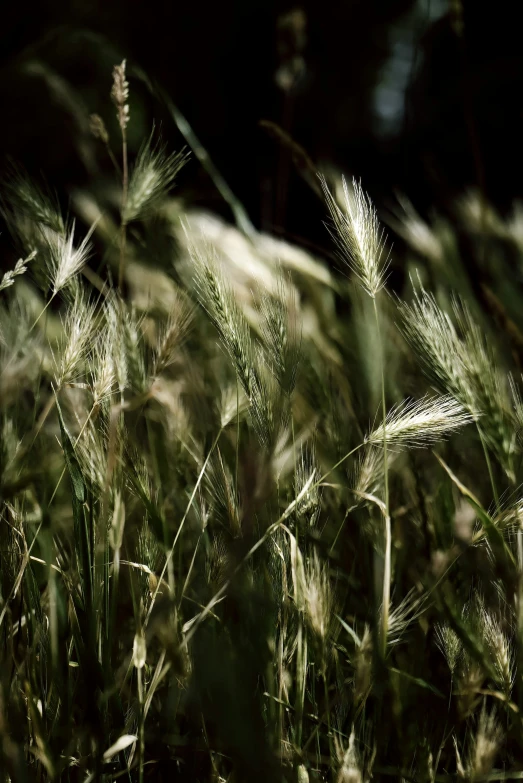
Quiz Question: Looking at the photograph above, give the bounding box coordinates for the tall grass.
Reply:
[2,62,523,783]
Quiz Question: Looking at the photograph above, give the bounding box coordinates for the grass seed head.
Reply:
[153,294,194,375]
[365,395,473,450]
[321,174,390,298]
[336,730,363,783]
[397,287,471,405]
[435,623,462,675]
[54,289,97,387]
[0,251,37,293]
[45,220,97,295]
[124,133,187,223]
[467,707,503,780]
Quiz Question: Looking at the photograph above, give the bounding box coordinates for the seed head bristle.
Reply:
[467,707,503,780]
[44,220,97,295]
[259,271,301,396]
[336,730,362,783]
[91,306,118,406]
[365,395,473,450]
[54,289,97,387]
[153,295,194,375]
[435,623,462,675]
[321,174,390,298]
[397,286,470,404]
[192,248,275,446]
[124,133,188,223]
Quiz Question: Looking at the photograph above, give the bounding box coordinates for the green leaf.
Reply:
[389,667,445,698]
[55,393,85,505]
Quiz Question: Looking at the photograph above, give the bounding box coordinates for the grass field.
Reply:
[2,60,523,782]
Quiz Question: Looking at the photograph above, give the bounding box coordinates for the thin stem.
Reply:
[477,422,500,510]
[0,292,56,384]
[235,378,240,494]
[181,478,318,647]
[137,665,145,783]
[104,139,122,177]
[294,417,303,750]
[156,85,255,238]
[373,297,389,513]
[316,442,363,488]
[180,443,366,648]
[145,426,224,628]
[179,532,203,607]
[295,616,305,748]
[277,610,285,756]
[517,528,523,707]
[329,507,351,555]
[373,295,390,658]
[30,306,50,432]
[322,669,334,763]
[48,399,98,507]
[0,519,43,628]
[109,545,120,656]
[118,132,128,291]
[31,292,56,332]
[381,512,392,657]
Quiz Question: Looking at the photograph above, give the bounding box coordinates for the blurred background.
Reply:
[1,0,522,267]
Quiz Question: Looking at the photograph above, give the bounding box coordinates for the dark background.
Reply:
[1,0,522,259]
